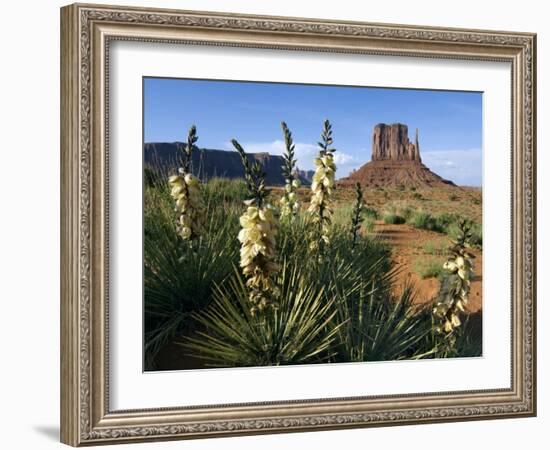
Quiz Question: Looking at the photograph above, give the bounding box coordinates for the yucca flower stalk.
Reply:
[168,125,205,241]
[433,220,475,335]
[308,119,337,255]
[181,123,198,173]
[350,182,365,249]
[232,139,279,315]
[279,121,300,219]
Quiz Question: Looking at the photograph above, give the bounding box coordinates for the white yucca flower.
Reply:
[238,205,279,314]
[232,138,280,314]
[308,149,336,253]
[168,125,204,242]
[169,171,204,241]
[238,205,279,304]
[307,120,337,255]
[280,182,300,218]
[433,221,475,335]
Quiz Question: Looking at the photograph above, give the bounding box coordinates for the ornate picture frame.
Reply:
[60,3,536,446]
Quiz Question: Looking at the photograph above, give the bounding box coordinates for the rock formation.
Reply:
[144,142,311,186]
[372,123,421,162]
[339,123,455,189]
[297,169,315,184]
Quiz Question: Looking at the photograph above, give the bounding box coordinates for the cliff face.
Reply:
[340,123,455,189]
[297,169,315,183]
[144,142,310,186]
[372,123,421,162]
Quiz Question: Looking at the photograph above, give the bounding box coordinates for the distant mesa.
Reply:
[297,169,315,184]
[143,142,311,186]
[339,123,455,189]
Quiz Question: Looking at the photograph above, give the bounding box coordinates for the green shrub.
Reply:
[445,219,482,248]
[414,258,444,279]
[363,218,376,233]
[332,203,376,232]
[363,206,379,220]
[409,211,444,232]
[449,193,459,201]
[469,222,483,247]
[407,211,482,249]
[383,214,406,225]
[423,240,447,256]
[201,177,249,206]
[435,212,460,230]
[383,201,413,222]
[331,203,354,228]
[144,166,162,188]
[412,192,423,200]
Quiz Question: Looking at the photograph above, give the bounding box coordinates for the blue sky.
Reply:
[144,77,483,186]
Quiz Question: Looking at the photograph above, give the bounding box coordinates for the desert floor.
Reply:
[374,220,482,313]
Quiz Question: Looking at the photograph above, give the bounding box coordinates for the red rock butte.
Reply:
[339,123,455,189]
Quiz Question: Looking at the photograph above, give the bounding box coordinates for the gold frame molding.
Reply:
[60,3,536,446]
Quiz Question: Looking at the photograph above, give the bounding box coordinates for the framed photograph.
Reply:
[60,3,536,446]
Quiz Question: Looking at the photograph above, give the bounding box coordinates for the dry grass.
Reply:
[270,185,482,225]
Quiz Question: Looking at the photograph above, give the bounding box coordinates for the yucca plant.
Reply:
[334,281,435,362]
[182,260,343,367]
[232,139,279,315]
[168,125,205,241]
[308,119,337,256]
[279,224,435,363]
[432,220,476,356]
[180,123,198,172]
[433,220,475,332]
[350,182,365,249]
[278,212,391,303]
[419,306,482,359]
[279,121,300,219]
[309,225,432,361]
[231,139,270,207]
[276,214,316,265]
[144,181,241,369]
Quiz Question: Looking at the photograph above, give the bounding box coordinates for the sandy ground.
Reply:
[373,221,482,313]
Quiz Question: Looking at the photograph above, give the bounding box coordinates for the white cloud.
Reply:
[239,140,317,166]
[421,149,482,187]
[333,152,364,179]
[231,140,361,176]
[333,153,354,165]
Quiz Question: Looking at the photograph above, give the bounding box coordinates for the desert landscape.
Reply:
[144,120,482,371]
